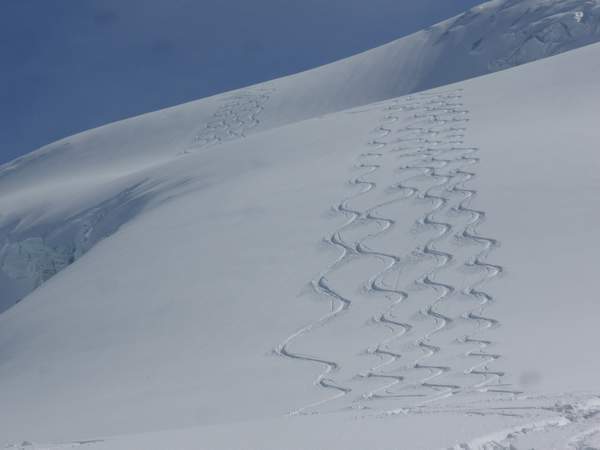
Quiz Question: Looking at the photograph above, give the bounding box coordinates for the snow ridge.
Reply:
[438,0,600,71]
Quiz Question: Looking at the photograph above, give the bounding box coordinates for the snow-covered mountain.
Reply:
[1,0,599,311]
[1,0,600,448]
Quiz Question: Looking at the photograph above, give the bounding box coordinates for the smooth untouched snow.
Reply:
[1,0,600,449]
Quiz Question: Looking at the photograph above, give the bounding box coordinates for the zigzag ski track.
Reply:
[276,89,514,416]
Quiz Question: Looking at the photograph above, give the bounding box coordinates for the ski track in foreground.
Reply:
[274,116,402,415]
[362,92,509,411]
[276,89,512,416]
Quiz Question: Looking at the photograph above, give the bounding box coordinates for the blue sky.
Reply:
[0,0,482,163]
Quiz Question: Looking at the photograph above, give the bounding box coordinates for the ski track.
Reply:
[358,94,472,407]
[274,136,389,415]
[8,61,600,450]
[361,91,509,411]
[183,87,273,154]
[276,89,512,416]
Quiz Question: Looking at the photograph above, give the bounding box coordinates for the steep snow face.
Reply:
[1,39,599,448]
[1,0,599,311]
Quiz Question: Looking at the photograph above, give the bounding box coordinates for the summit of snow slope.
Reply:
[2,0,600,313]
[1,0,600,448]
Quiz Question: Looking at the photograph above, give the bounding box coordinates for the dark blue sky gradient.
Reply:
[0,0,482,163]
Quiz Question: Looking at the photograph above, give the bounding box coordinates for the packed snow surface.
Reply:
[1,0,600,449]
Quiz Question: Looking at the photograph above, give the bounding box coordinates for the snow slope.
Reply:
[1,0,600,448]
[2,0,600,312]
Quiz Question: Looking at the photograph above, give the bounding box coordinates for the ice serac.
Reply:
[1,0,599,311]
